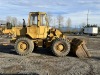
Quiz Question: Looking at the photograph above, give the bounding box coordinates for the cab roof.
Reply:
[29,12,46,14]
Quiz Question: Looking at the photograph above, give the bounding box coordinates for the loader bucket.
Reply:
[70,38,91,58]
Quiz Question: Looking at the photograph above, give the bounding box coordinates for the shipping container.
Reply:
[84,27,98,36]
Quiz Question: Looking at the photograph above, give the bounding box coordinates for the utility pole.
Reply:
[87,9,89,25]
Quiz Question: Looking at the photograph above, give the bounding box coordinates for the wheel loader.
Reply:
[0,22,12,37]
[10,12,90,58]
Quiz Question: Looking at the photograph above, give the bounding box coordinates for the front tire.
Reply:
[51,38,70,57]
[15,37,34,56]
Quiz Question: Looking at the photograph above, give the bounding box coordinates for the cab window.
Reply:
[30,14,37,25]
[41,14,46,26]
[6,22,12,29]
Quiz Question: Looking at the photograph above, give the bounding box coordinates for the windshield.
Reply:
[30,14,38,25]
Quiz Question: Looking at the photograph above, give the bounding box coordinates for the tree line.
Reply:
[0,14,100,33]
[47,13,72,32]
[0,14,72,32]
[0,16,22,26]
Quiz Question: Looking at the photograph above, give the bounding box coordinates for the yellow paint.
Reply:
[10,12,65,47]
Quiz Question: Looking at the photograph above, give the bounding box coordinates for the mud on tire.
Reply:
[15,37,34,56]
[51,38,70,57]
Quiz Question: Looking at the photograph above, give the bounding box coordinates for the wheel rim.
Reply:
[56,43,65,52]
[18,41,29,52]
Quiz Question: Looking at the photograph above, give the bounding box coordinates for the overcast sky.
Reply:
[0,0,100,26]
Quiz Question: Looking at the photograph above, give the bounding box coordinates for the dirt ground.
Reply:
[0,35,100,75]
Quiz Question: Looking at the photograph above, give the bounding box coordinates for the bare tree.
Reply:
[18,21,22,26]
[6,16,18,26]
[12,17,18,26]
[52,18,56,28]
[6,16,12,23]
[57,15,63,29]
[66,18,71,32]
[47,13,52,26]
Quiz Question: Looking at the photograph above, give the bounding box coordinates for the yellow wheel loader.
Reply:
[0,22,12,37]
[10,12,90,58]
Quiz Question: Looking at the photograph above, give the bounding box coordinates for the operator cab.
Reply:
[29,12,48,26]
[27,12,49,39]
[6,22,12,29]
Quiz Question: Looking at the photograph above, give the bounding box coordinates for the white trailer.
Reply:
[84,27,98,36]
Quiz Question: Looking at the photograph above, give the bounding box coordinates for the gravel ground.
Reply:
[0,36,100,75]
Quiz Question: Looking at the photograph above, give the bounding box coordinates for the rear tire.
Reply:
[15,37,34,56]
[51,38,70,57]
